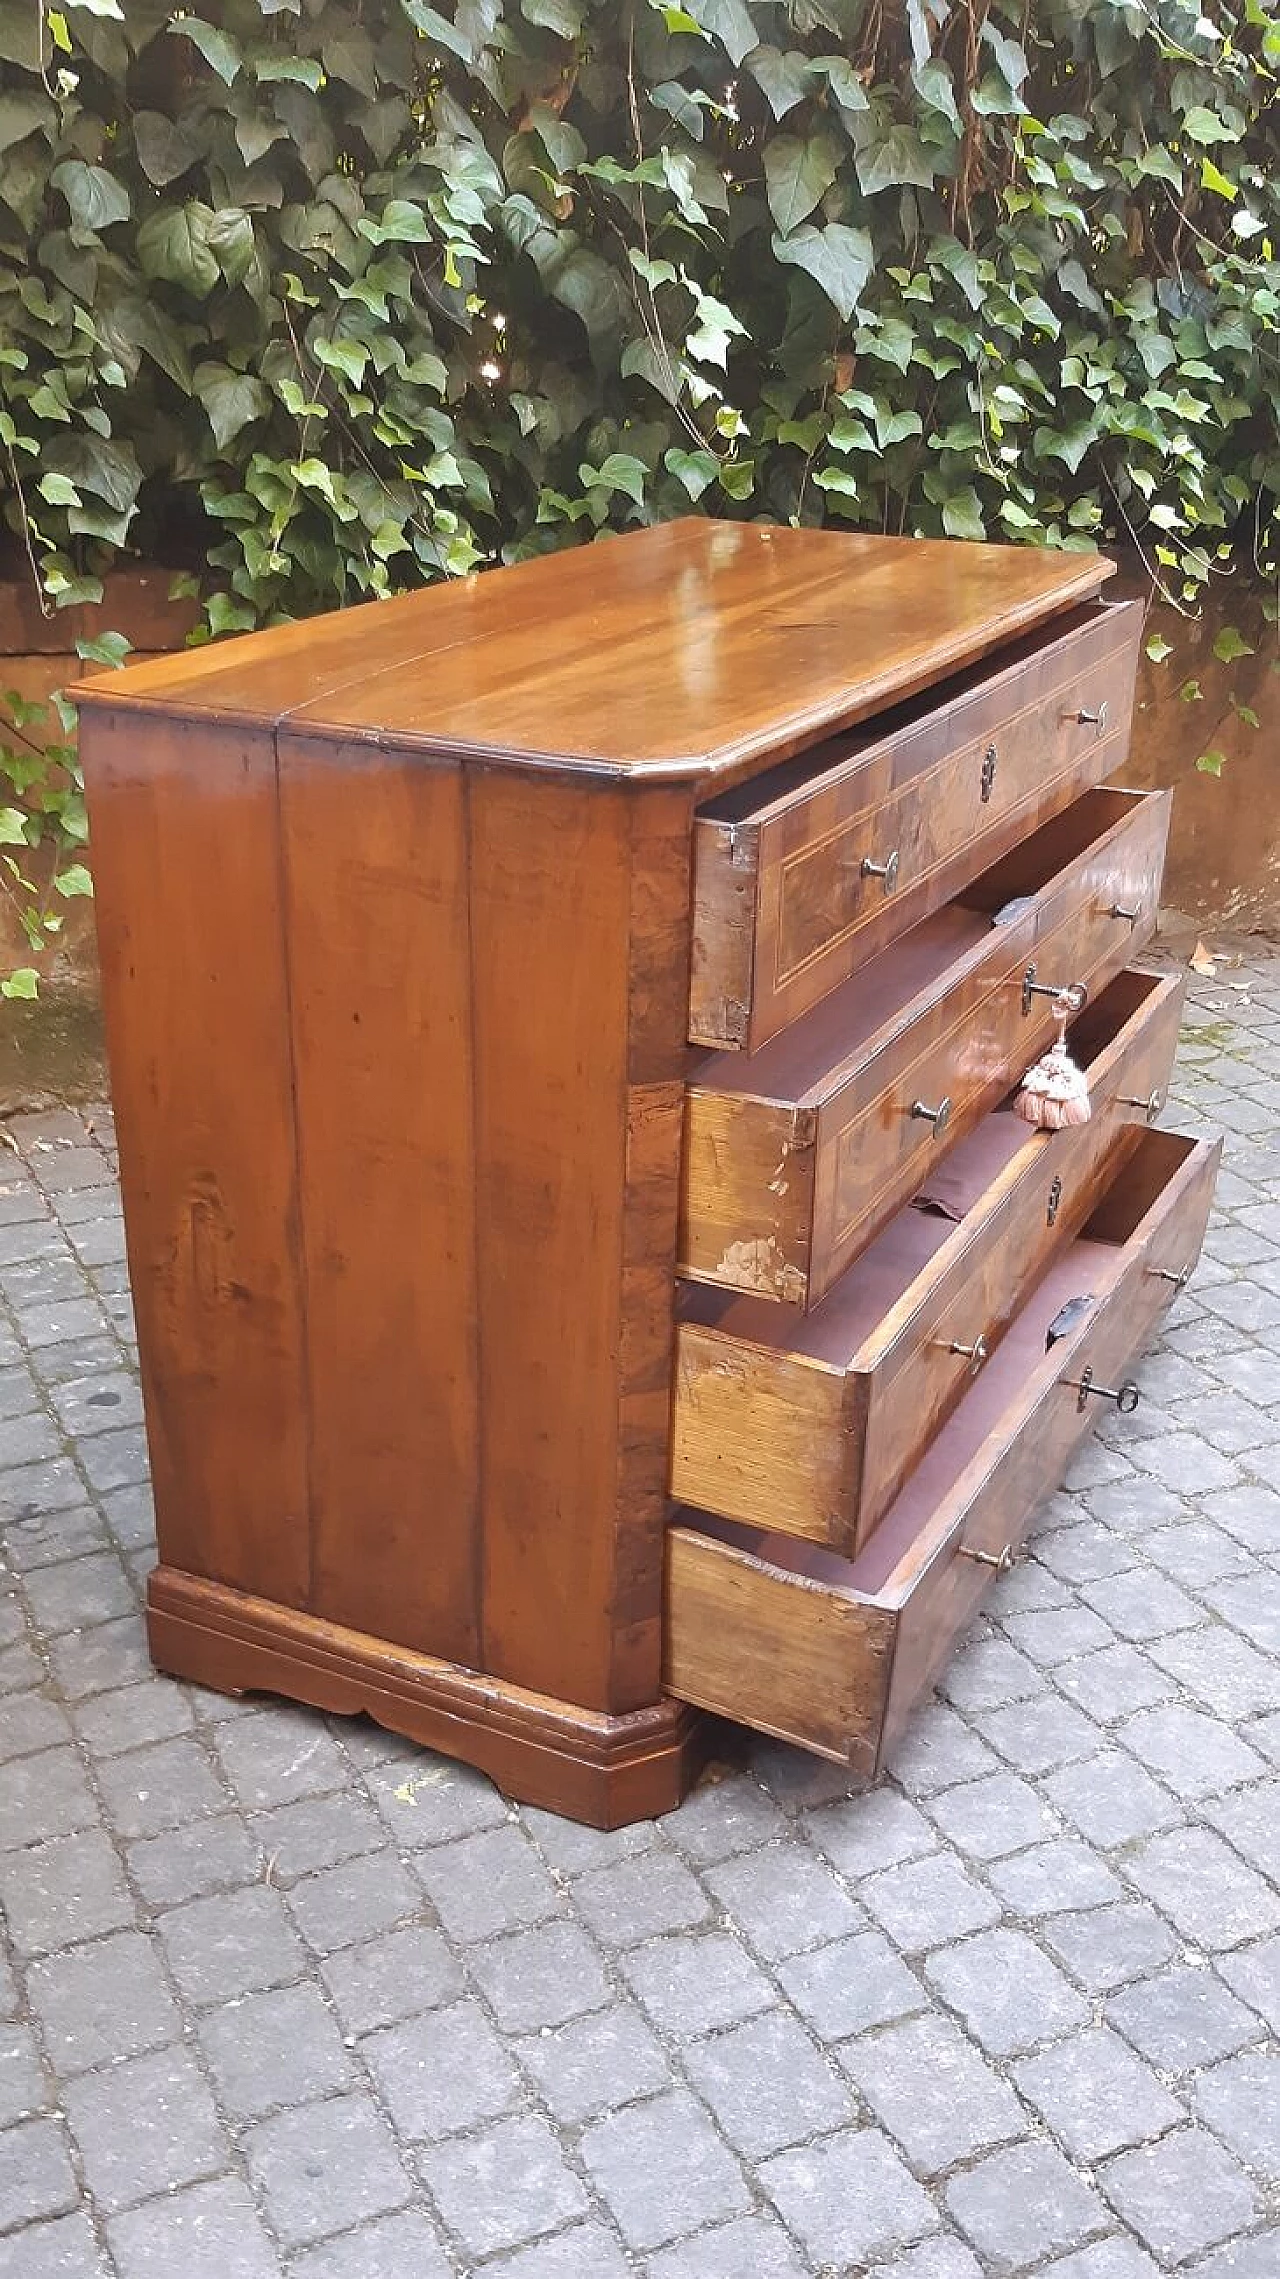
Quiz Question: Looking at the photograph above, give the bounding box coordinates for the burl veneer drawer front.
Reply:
[665,1128,1221,1771]
[690,599,1142,1052]
[679,784,1171,1311]
[673,966,1186,1559]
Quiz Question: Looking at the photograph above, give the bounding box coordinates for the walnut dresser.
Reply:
[77,521,1220,1828]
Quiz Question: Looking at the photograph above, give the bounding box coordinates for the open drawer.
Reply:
[679,784,1172,1309]
[673,966,1186,1559]
[665,1128,1220,1774]
[690,598,1141,1051]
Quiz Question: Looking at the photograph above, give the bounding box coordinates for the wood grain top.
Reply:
[77,521,1111,786]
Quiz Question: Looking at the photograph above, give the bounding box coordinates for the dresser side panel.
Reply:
[276,732,481,1664]
[80,705,311,1605]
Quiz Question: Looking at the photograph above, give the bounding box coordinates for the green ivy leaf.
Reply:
[580,452,649,505]
[170,18,241,84]
[1,969,39,1000]
[687,0,756,66]
[1195,750,1226,775]
[748,47,811,121]
[1200,158,1238,201]
[1181,105,1235,145]
[855,122,937,194]
[194,363,270,449]
[75,630,132,667]
[38,473,82,508]
[133,112,201,189]
[764,131,840,234]
[256,56,325,89]
[137,203,220,296]
[53,863,93,898]
[315,335,371,387]
[50,161,131,231]
[773,222,873,321]
[664,446,718,498]
[521,0,583,32]
[0,809,30,848]
[941,489,986,540]
[1145,633,1174,664]
[1212,626,1255,663]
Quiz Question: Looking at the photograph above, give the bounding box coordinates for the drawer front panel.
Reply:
[680,787,1172,1309]
[665,1132,1221,1768]
[691,601,1141,1051]
[671,969,1186,1558]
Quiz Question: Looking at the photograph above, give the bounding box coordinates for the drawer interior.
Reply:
[679,966,1172,1365]
[680,1125,1201,1604]
[690,787,1147,1102]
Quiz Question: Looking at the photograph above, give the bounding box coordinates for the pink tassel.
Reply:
[1015,996,1091,1130]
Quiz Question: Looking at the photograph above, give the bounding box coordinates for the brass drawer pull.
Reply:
[958,1542,1018,1574]
[1118,1087,1163,1122]
[1066,1365,1140,1414]
[909,1096,952,1137]
[980,744,998,803]
[946,1334,989,1376]
[1149,1263,1190,1291]
[1023,965,1088,1018]
[1109,902,1142,925]
[1076,700,1109,736]
[861,851,900,895]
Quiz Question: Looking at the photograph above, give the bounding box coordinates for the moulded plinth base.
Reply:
[146,1565,708,1828]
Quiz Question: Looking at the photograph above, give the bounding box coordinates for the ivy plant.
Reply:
[0,0,1275,984]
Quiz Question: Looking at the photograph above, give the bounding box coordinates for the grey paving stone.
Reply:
[1124,1825,1280,1949]
[662,1771,788,1864]
[98,1481,155,1553]
[760,2126,939,2267]
[157,1883,306,2007]
[0,2210,110,2278]
[45,1614,151,1698]
[245,2090,413,2249]
[1013,2023,1183,2163]
[127,1814,263,1907]
[1218,1932,1280,2030]
[0,1410,64,1470]
[1106,1962,1264,2073]
[866,2242,986,2279]
[420,2112,589,2258]
[945,2138,1108,2274]
[286,1850,423,1954]
[0,1690,71,1762]
[469,1921,612,2033]
[1144,1517,1253,1585]
[706,1842,863,1958]
[842,2012,1025,2175]
[1205,1567,1280,1655]
[1185,2233,1280,2279]
[940,1633,1045,1712]
[250,1790,386,1883]
[924,1769,1058,1861]
[516,1999,668,2125]
[106,2175,279,2279]
[482,2226,633,2279]
[96,1734,228,1840]
[320,1922,461,2035]
[1213,1480,1280,1555]
[582,2092,742,2256]
[619,1929,774,2039]
[1000,1604,1115,1665]
[0,2118,78,2233]
[211,1707,350,1811]
[778,1927,928,2041]
[519,1803,659,1875]
[972,1694,1102,1774]
[1037,1906,1174,2001]
[567,1846,709,1948]
[923,1926,1089,2056]
[71,1676,193,1757]
[0,1744,96,1851]
[0,1827,137,1960]
[62,2044,225,2212]
[1055,1642,1177,1722]
[288,2208,453,2279]
[1100,2128,1261,2266]
[1044,1750,1180,1847]
[885,1700,1002,1794]
[806,1786,938,1877]
[0,2022,47,2126]
[414,1821,565,1944]
[365,1753,508,1847]
[860,1851,1001,1953]
[361,1998,518,2140]
[683,2008,851,2158]
[1037,2243,1161,2279]
[646,2212,810,2279]
[1,1502,105,1573]
[1201,1776,1280,1877]
[26,1929,180,2076]
[196,1980,352,2120]
[1193,2049,1280,2183]
[987,1835,1124,1918]
[1119,1703,1267,1800]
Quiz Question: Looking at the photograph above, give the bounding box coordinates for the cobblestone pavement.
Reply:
[1,948,1278,2279]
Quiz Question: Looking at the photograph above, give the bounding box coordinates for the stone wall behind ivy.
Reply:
[0,0,1276,636]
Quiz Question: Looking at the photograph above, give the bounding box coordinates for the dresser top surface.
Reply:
[78,520,1111,786]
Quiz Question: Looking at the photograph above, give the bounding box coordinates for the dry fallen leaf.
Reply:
[1190,940,1217,977]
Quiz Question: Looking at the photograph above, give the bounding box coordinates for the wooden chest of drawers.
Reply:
[78,522,1218,1827]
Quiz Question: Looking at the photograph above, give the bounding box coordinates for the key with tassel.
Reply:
[1014,990,1092,1130]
